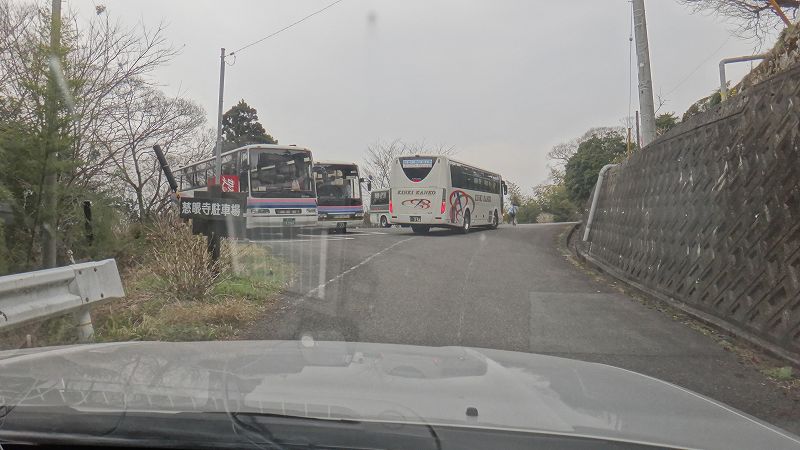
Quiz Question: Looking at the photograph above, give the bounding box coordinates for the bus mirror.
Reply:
[367,181,372,192]
[502,182,508,195]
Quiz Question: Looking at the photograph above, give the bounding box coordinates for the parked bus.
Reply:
[389,156,506,234]
[176,144,317,236]
[313,161,365,233]
[368,189,392,228]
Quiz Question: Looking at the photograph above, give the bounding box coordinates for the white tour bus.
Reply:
[176,144,318,236]
[389,156,506,234]
[368,189,392,228]
[312,161,366,233]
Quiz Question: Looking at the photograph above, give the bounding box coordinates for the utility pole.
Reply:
[41,0,61,268]
[632,0,656,147]
[215,48,226,182]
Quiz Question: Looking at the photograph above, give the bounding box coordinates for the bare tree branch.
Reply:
[361,139,457,190]
[679,0,798,43]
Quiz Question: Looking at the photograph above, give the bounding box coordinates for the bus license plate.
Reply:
[410,216,421,222]
[336,222,347,229]
[283,218,295,225]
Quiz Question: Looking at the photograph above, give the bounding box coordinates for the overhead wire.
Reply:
[663,36,731,98]
[229,0,345,57]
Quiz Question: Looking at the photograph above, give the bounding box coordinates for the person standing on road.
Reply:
[508,204,518,226]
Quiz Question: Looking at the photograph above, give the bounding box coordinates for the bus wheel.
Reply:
[491,211,499,229]
[460,210,471,234]
[380,215,389,228]
[411,225,430,234]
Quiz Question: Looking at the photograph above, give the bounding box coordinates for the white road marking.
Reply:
[255,230,393,244]
[251,238,314,244]
[299,236,415,303]
[455,237,488,343]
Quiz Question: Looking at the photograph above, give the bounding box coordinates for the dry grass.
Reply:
[142,217,230,302]
[90,216,291,342]
[0,216,292,348]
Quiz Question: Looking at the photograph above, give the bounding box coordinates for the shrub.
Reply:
[143,216,230,302]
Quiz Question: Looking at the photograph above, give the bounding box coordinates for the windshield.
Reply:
[315,164,362,206]
[248,149,314,198]
[2,1,800,448]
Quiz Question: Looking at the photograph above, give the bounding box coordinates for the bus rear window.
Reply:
[371,190,389,205]
[399,157,435,182]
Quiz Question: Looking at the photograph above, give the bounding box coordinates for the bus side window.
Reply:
[221,154,236,176]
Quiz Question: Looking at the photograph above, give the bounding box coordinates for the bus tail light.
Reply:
[440,188,446,214]
[389,200,393,214]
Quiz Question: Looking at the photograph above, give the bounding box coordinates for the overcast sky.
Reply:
[66,0,776,189]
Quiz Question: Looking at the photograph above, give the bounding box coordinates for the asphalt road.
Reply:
[246,223,800,434]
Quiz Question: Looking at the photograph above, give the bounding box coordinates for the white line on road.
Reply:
[455,236,488,344]
[252,237,355,244]
[300,236,415,302]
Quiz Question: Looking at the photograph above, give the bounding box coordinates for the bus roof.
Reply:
[397,155,502,179]
[176,144,312,171]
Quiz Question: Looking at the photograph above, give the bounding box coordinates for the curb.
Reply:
[569,224,800,367]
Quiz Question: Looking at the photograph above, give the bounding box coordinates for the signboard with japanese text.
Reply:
[179,187,247,242]
[179,197,244,220]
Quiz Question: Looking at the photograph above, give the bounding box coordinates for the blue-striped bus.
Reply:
[176,144,318,236]
[312,161,366,233]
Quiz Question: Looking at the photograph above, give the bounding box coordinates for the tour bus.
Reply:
[312,161,366,233]
[176,144,318,236]
[389,156,506,234]
[368,189,392,228]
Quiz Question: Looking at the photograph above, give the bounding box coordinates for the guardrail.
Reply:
[0,259,124,342]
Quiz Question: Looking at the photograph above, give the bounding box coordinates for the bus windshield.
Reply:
[248,148,314,198]
[314,164,362,206]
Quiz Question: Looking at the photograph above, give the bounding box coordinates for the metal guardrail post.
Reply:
[74,306,94,343]
[0,259,124,341]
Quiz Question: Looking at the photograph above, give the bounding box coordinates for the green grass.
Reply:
[93,243,292,342]
[762,366,794,381]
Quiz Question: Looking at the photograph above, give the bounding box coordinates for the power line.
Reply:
[229,0,344,56]
[663,36,731,98]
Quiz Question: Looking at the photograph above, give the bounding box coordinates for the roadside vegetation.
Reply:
[0,217,291,347]
[0,2,280,278]
[93,218,291,342]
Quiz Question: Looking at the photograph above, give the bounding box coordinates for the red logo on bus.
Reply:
[220,175,239,192]
[449,190,474,223]
[401,199,431,209]
[208,175,240,192]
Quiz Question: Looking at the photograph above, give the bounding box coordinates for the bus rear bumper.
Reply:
[391,214,454,228]
[245,214,318,229]
[316,217,364,229]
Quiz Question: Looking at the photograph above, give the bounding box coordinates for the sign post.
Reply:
[179,185,246,264]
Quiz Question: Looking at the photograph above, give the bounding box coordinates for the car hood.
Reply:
[0,340,796,449]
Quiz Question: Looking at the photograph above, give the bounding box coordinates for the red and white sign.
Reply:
[208,175,240,192]
[220,175,240,192]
